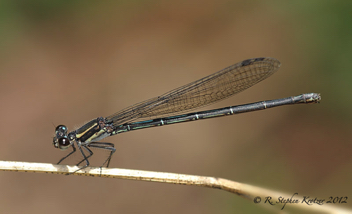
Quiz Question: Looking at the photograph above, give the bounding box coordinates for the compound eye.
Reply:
[58,137,70,148]
[55,125,67,133]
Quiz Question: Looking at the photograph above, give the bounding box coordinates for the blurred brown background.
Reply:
[0,1,351,213]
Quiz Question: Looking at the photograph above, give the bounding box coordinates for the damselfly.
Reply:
[53,57,321,171]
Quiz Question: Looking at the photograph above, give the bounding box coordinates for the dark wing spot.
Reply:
[241,59,253,66]
[253,57,265,62]
[241,57,266,66]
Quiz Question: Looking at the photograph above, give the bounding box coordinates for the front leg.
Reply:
[70,144,92,174]
[75,145,94,166]
[57,144,77,164]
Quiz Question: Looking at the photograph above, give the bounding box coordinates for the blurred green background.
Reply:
[0,1,351,213]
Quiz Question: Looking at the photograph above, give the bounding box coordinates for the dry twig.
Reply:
[0,160,350,214]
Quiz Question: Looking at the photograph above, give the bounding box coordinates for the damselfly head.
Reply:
[53,125,71,150]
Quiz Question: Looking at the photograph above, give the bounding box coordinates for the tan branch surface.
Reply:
[0,160,350,214]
